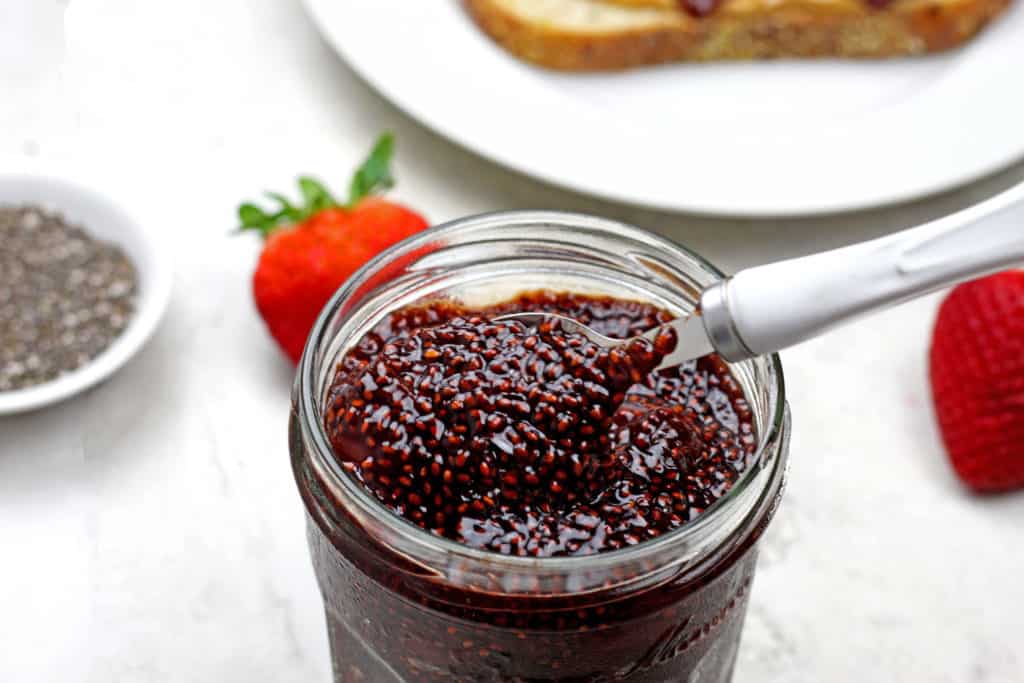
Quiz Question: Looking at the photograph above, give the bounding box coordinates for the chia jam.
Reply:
[290,210,788,683]
[324,292,754,558]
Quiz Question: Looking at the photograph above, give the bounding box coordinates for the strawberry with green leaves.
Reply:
[239,133,428,363]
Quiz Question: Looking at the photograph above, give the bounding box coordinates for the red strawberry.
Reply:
[239,133,428,363]
[929,270,1024,492]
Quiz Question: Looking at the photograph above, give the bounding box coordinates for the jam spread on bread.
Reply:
[679,0,892,16]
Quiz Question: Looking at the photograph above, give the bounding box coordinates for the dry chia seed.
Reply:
[0,205,138,392]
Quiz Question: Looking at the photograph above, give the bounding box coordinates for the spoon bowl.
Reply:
[493,310,715,372]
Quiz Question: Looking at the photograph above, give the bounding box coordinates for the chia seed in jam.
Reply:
[323,291,757,558]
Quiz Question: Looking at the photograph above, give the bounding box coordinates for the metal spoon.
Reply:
[497,181,1024,367]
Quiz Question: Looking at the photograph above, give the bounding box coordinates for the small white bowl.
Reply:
[0,170,172,415]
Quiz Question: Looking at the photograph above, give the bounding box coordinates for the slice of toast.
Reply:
[464,0,1011,69]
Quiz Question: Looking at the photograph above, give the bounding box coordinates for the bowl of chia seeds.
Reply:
[0,170,172,414]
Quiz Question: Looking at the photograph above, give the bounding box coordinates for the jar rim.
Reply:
[296,211,788,573]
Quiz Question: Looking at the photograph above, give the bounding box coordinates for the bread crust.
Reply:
[464,0,1012,69]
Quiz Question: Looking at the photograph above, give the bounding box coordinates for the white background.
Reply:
[1,1,1023,682]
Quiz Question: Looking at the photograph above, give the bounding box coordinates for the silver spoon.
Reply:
[497,181,1024,368]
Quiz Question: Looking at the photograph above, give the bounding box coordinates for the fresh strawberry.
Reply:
[238,133,429,363]
[929,270,1024,493]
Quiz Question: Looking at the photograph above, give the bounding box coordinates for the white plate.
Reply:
[0,170,173,415]
[303,0,1024,216]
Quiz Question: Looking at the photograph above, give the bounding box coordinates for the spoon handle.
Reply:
[703,181,1024,361]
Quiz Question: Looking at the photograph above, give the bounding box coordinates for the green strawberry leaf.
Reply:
[348,132,395,206]
[298,177,336,213]
[265,192,302,221]
[235,132,397,240]
[237,203,277,238]
[238,203,268,227]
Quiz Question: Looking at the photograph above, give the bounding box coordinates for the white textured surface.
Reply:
[1,1,1023,682]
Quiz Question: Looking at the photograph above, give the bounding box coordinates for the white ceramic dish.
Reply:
[0,171,172,415]
[303,0,1024,217]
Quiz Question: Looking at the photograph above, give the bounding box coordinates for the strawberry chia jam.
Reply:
[324,292,754,558]
[289,212,789,683]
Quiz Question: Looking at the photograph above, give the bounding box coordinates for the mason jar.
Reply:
[289,211,790,682]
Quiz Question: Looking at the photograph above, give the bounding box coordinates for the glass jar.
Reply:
[289,211,790,683]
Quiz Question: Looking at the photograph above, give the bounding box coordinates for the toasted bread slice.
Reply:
[464,0,1011,69]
